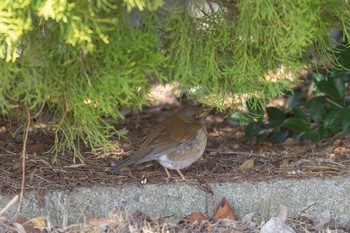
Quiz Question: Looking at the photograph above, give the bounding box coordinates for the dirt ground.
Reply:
[1,104,349,195]
[0,104,349,232]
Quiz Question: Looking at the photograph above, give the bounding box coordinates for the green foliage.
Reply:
[0,1,165,160]
[239,46,350,143]
[162,0,350,107]
[0,0,350,159]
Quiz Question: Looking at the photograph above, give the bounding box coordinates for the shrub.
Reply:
[1,0,350,159]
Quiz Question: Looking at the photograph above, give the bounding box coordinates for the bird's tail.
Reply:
[110,156,135,173]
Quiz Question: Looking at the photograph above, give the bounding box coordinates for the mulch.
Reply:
[0,105,349,196]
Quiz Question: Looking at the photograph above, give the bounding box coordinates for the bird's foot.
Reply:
[173,177,198,183]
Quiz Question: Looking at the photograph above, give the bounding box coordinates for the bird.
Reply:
[110,105,208,180]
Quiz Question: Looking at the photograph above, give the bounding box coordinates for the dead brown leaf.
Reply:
[212,197,237,220]
[333,139,342,148]
[16,217,46,232]
[186,211,209,224]
[27,217,46,230]
[27,143,51,153]
[240,159,254,171]
[88,216,117,228]
[334,146,350,153]
[283,138,297,146]
[15,217,28,225]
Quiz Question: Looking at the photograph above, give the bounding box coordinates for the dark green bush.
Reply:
[237,45,350,143]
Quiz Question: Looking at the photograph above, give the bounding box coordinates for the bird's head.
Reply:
[180,105,209,120]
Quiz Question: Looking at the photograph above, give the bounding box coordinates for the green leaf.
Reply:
[303,129,324,142]
[312,72,324,82]
[286,93,307,110]
[342,108,350,132]
[292,107,307,120]
[283,117,311,132]
[245,123,261,139]
[323,110,344,129]
[266,107,285,124]
[307,98,326,123]
[335,45,350,69]
[316,80,344,106]
[334,76,346,99]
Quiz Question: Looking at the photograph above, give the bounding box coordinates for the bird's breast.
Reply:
[157,128,207,170]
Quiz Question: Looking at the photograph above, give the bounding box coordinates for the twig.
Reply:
[206,148,262,157]
[3,149,18,155]
[81,61,92,86]
[15,104,31,216]
[0,195,18,215]
[326,98,344,109]
[299,203,316,215]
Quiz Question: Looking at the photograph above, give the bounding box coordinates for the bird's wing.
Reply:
[135,121,202,164]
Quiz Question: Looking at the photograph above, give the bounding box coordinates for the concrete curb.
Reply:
[1,177,350,227]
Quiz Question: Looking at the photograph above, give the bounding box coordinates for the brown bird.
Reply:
[111,105,208,180]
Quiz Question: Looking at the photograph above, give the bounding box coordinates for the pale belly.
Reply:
[157,133,207,170]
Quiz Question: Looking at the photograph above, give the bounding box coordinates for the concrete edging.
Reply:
[1,177,349,226]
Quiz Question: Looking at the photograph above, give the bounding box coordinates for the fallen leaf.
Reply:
[283,137,297,146]
[16,217,46,232]
[207,222,217,230]
[186,211,209,224]
[27,217,46,230]
[15,217,28,224]
[334,146,349,153]
[309,166,340,172]
[27,143,50,153]
[212,197,237,220]
[88,216,117,230]
[332,139,342,148]
[240,159,254,171]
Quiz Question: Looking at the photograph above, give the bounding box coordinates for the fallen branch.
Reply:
[15,104,31,216]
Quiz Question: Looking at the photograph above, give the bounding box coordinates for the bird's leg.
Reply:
[174,167,198,183]
[175,167,187,181]
[164,167,172,179]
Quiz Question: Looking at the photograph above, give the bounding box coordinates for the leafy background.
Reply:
[0,0,350,159]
